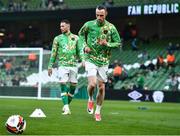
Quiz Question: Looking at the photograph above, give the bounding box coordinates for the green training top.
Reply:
[78,19,121,66]
[48,32,84,69]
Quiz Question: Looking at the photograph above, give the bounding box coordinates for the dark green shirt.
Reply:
[78,19,121,66]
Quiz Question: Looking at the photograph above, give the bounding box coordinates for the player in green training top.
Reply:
[79,5,121,121]
[48,19,84,115]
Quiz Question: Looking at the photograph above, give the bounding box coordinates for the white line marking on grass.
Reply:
[110,112,120,115]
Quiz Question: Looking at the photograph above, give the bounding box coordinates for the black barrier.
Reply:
[0,6,179,21]
[0,87,58,97]
[105,89,180,103]
[0,86,37,97]
[0,6,180,45]
[0,7,127,21]
[1,87,180,102]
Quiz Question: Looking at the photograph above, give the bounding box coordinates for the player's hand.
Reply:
[98,39,107,46]
[81,61,85,67]
[48,69,52,77]
[84,47,91,53]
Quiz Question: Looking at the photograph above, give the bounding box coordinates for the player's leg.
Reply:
[85,61,98,114]
[61,83,71,115]
[68,83,76,104]
[87,76,97,114]
[95,80,105,121]
[94,65,108,121]
[68,67,78,104]
[58,67,71,115]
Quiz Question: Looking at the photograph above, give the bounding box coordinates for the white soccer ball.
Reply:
[5,115,26,134]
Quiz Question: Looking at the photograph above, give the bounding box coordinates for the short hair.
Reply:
[96,5,107,11]
[61,19,70,25]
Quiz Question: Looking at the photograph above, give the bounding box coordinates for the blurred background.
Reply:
[0,0,179,102]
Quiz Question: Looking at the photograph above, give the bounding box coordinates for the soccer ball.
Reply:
[5,115,26,134]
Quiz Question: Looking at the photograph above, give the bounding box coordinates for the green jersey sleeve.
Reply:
[48,37,58,69]
[78,22,88,48]
[106,25,121,48]
[76,36,85,62]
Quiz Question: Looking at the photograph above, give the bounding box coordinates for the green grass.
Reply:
[0,99,180,135]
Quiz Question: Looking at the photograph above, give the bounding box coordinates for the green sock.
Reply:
[68,85,76,104]
[61,84,69,105]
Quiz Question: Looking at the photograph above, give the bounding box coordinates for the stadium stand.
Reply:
[110,38,180,90]
[0,0,180,11]
[1,37,179,91]
[2,39,177,91]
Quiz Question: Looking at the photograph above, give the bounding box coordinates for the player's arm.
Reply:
[106,26,121,48]
[78,22,91,53]
[48,37,58,76]
[99,26,121,48]
[76,36,85,62]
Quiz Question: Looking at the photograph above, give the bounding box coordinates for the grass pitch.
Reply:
[0,98,180,135]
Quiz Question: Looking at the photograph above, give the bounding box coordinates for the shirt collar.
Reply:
[63,31,71,36]
[96,20,106,26]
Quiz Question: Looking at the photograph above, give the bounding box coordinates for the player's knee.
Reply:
[99,86,105,92]
[89,81,97,89]
[99,84,105,91]
[98,88,105,97]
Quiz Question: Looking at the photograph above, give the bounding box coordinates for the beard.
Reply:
[97,19,105,26]
[61,30,67,34]
[97,19,103,23]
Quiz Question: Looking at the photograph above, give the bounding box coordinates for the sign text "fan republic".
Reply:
[128,3,179,15]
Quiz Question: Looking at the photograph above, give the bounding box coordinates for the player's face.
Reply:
[60,22,70,33]
[96,9,107,23]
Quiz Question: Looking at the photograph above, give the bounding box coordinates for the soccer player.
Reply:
[78,5,121,121]
[48,19,84,115]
